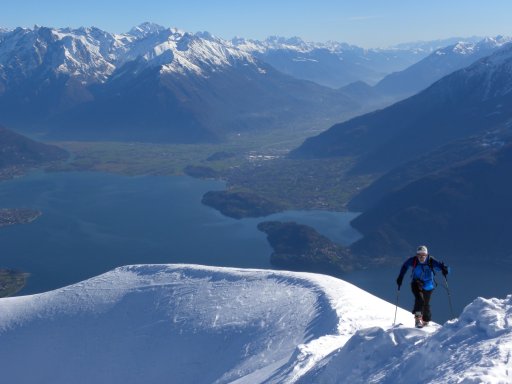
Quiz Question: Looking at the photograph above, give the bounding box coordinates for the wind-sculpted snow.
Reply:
[298,295,512,384]
[0,265,510,383]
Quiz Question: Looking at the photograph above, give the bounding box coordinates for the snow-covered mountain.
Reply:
[116,25,260,77]
[0,264,510,383]
[0,22,250,86]
[0,25,120,84]
[232,36,431,88]
[0,23,360,142]
[0,25,124,123]
[375,36,512,100]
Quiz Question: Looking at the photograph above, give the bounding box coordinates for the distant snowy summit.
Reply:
[127,21,167,38]
[230,34,487,54]
[230,33,506,88]
[367,35,512,101]
[0,23,261,82]
[0,264,510,383]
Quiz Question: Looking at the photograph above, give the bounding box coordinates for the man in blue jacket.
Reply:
[396,245,449,328]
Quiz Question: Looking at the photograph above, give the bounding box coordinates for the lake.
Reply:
[1,170,510,325]
[0,171,360,295]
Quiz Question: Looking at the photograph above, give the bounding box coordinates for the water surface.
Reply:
[0,171,359,295]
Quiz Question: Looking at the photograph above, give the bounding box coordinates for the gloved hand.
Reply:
[396,276,403,289]
[441,264,449,277]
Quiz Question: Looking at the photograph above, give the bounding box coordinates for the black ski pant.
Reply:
[411,281,433,322]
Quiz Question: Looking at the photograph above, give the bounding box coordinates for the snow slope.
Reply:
[0,264,510,383]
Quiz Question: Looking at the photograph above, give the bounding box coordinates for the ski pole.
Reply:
[443,275,454,319]
[393,287,400,326]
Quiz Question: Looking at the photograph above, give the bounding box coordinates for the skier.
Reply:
[395,245,449,328]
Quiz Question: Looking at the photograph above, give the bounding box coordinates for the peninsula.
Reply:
[0,269,27,297]
[202,190,285,219]
[257,221,361,275]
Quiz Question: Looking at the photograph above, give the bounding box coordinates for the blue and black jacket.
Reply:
[397,255,448,291]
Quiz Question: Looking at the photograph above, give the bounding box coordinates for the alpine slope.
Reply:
[0,264,510,383]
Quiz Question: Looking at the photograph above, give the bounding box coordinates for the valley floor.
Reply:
[52,136,374,213]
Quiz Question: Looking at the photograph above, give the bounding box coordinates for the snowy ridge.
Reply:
[0,264,510,383]
[436,36,511,56]
[118,27,260,76]
[0,26,119,83]
[0,264,412,383]
[232,36,320,53]
[127,22,167,39]
[232,35,381,55]
[0,23,261,86]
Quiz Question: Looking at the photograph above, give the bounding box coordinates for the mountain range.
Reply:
[292,42,512,172]
[0,23,374,143]
[373,36,512,101]
[232,36,429,88]
[0,264,510,383]
[233,36,489,89]
[2,23,491,143]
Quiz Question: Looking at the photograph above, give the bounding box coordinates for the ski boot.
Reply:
[414,312,423,328]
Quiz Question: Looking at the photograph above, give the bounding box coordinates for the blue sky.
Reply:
[2,0,512,48]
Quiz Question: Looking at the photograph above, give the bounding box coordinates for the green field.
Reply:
[52,130,376,212]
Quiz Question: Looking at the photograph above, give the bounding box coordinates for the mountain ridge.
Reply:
[374,36,512,100]
[291,42,512,174]
[349,139,512,261]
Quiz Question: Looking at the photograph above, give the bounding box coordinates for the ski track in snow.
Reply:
[0,264,510,384]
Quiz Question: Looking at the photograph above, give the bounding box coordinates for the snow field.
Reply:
[0,264,510,383]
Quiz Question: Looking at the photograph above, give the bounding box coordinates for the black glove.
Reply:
[441,264,449,277]
[396,276,403,289]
